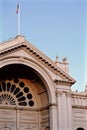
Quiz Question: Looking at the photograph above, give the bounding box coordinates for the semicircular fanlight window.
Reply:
[0,78,34,107]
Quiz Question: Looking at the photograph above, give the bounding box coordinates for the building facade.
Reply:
[0,35,87,130]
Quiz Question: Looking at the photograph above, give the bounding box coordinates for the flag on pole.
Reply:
[16,3,20,35]
[16,4,19,14]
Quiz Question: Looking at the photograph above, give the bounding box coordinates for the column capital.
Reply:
[66,91,71,97]
[56,90,63,96]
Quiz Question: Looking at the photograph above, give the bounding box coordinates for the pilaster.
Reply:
[56,90,63,130]
[66,92,73,130]
[49,104,58,130]
[56,89,73,130]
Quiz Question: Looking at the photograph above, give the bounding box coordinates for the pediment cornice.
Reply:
[0,35,76,85]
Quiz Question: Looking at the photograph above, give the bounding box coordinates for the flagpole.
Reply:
[18,2,20,35]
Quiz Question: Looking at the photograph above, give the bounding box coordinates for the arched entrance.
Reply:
[76,128,85,130]
[0,64,50,130]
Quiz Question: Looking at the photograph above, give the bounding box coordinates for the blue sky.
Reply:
[0,0,87,91]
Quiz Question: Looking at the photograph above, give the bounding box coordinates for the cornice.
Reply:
[72,105,87,109]
[72,91,87,97]
[54,79,74,86]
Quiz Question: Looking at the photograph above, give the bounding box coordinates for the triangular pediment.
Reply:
[0,35,76,85]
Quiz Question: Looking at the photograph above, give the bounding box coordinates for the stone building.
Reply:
[0,35,87,130]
